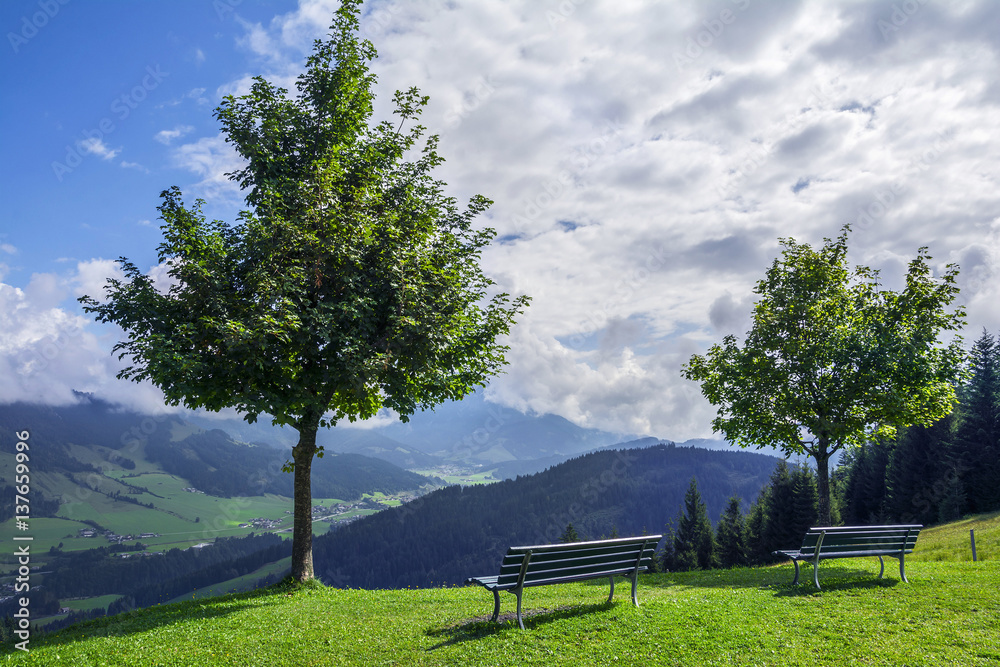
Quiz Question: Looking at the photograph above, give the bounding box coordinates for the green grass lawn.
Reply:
[4,560,998,666]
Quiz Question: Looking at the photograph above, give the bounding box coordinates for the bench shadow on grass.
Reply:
[647,563,904,597]
[426,600,614,649]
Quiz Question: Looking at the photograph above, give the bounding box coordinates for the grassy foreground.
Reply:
[3,558,999,666]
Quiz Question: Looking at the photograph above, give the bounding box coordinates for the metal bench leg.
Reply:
[791,559,801,586]
[607,575,615,604]
[877,555,885,579]
[812,559,821,590]
[631,570,639,607]
[490,589,500,623]
[899,553,908,583]
[515,588,525,630]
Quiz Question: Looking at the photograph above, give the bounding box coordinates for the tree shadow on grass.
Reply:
[426,601,612,649]
[0,585,294,656]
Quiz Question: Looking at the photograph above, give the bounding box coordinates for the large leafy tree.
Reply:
[682,227,965,525]
[80,1,528,582]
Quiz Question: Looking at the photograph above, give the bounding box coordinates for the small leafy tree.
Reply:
[682,226,965,525]
[80,1,528,582]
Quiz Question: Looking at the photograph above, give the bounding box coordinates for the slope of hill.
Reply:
[311,444,780,589]
[0,399,439,562]
[4,559,997,666]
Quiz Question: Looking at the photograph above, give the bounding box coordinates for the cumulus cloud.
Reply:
[154,125,195,145]
[169,133,246,201]
[15,0,996,440]
[78,137,120,160]
[0,264,173,413]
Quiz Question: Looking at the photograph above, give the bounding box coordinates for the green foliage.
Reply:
[744,461,820,562]
[838,328,1000,525]
[953,329,1000,512]
[559,524,580,543]
[670,478,716,571]
[682,226,966,524]
[715,496,748,568]
[78,0,527,581]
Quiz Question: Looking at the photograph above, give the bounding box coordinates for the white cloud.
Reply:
[91,0,1000,438]
[72,259,125,302]
[120,161,149,173]
[78,137,120,160]
[170,133,246,201]
[1,243,16,255]
[154,125,195,145]
[0,263,179,413]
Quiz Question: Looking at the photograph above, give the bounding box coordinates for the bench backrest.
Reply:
[496,535,661,588]
[797,525,922,557]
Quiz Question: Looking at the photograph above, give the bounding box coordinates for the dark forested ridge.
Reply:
[312,444,780,589]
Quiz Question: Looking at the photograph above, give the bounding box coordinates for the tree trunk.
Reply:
[815,438,833,527]
[290,419,319,582]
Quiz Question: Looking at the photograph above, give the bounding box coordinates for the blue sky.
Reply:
[2,0,1000,440]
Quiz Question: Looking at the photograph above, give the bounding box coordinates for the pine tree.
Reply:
[672,478,716,571]
[789,465,820,533]
[744,488,771,565]
[761,461,800,552]
[884,416,954,524]
[715,496,748,568]
[559,523,580,543]
[953,329,1000,513]
[841,440,893,524]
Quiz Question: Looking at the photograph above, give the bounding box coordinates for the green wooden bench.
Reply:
[465,534,661,629]
[775,524,922,589]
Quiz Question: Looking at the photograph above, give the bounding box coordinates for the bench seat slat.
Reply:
[498,548,655,576]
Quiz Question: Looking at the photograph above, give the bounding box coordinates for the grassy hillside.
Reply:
[3,561,997,666]
[909,510,1000,562]
[4,515,999,666]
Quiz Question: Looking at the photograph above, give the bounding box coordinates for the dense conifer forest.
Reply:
[311,444,780,589]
